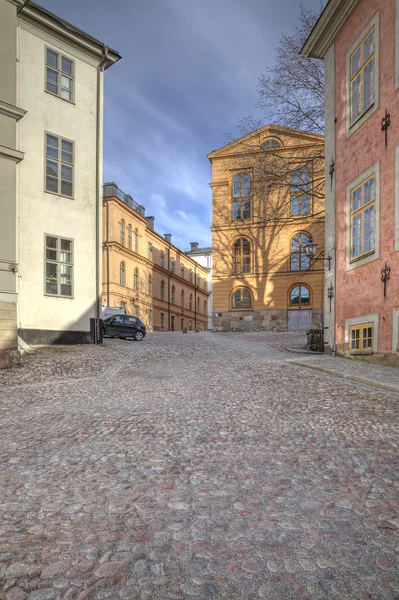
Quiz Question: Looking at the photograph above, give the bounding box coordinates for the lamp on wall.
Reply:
[304,242,332,270]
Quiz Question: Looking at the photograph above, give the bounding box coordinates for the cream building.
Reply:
[103,183,210,332]
[0,0,120,366]
[185,242,212,329]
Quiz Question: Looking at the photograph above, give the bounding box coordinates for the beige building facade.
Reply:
[103,183,209,332]
[0,0,120,366]
[209,125,325,332]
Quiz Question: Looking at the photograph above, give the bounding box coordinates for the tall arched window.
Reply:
[134,228,139,252]
[120,220,125,245]
[120,261,125,286]
[233,238,251,274]
[127,224,132,249]
[290,285,310,306]
[291,233,311,271]
[148,274,152,295]
[171,285,175,304]
[291,167,311,216]
[189,293,193,311]
[181,290,184,308]
[134,268,139,291]
[232,287,251,308]
[232,173,250,221]
[160,280,165,301]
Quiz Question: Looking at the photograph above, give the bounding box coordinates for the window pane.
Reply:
[61,57,73,75]
[61,181,73,197]
[46,134,58,158]
[300,286,310,305]
[232,202,241,220]
[46,236,57,249]
[301,196,310,215]
[363,59,374,111]
[352,187,362,212]
[351,75,361,122]
[46,262,57,294]
[47,49,58,68]
[46,159,58,178]
[61,164,73,182]
[62,140,73,164]
[241,289,251,307]
[242,174,250,197]
[242,201,250,219]
[46,249,57,260]
[291,254,300,270]
[351,48,361,76]
[61,76,73,101]
[363,31,374,60]
[290,287,300,305]
[291,197,300,216]
[46,177,58,193]
[46,68,58,94]
[232,175,241,198]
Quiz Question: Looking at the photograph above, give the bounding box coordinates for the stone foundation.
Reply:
[336,343,399,367]
[213,309,323,332]
[18,328,92,345]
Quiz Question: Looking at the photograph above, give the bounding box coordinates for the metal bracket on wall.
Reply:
[381,109,391,147]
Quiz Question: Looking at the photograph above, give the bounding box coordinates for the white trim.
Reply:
[345,313,379,353]
[346,161,380,271]
[346,12,380,139]
[395,146,399,251]
[392,309,399,354]
[0,100,26,121]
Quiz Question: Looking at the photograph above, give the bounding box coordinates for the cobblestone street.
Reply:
[1,332,398,600]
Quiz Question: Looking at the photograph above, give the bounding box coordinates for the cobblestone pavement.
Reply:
[1,332,398,600]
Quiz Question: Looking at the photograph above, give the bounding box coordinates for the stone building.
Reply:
[209,125,325,332]
[102,183,210,332]
[0,0,120,366]
[302,0,399,363]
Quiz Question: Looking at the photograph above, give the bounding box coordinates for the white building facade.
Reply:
[0,0,120,363]
[186,242,212,329]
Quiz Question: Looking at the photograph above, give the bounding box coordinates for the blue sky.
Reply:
[38,0,323,251]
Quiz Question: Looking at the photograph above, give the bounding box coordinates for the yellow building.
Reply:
[102,183,209,331]
[208,125,325,331]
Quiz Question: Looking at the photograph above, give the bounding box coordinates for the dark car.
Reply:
[102,314,146,341]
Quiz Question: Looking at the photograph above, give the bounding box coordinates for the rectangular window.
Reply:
[45,235,73,297]
[148,309,153,325]
[160,251,165,268]
[46,48,74,102]
[160,312,165,328]
[232,200,250,221]
[181,265,184,278]
[148,243,153,260]
[349,323,374,354]
[350,174,375,261]
[45,133,74,197]
[171,259,175,273]
[350,27,375,125]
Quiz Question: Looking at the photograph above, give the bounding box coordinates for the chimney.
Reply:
[136,205,146,217]
[147,216,155,230]
[164,233,172,244]
[190,242,199,251]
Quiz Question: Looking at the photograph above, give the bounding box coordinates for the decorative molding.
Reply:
[301,0,361,58]
[209,181,228,188]
[0,100,26,121]
[0,144,24,163]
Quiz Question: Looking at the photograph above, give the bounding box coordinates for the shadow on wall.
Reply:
[18,305,100,346]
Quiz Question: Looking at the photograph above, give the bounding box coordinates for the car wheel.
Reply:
[134,330,144,341]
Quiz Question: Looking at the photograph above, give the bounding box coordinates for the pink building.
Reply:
[302,0,399,363]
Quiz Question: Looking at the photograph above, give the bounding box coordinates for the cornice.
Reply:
[209,181,228,188]
[301,0,361,58]
[0,144,24,163]
[0,100,26,121]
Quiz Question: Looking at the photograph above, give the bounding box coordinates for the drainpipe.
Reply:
[105,199,110,307]
[94,45,109,344]
[17,0,30,13]
[167,246,171,331]
[194,263,197,331]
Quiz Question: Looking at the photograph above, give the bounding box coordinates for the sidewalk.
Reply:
[286,354,399,394]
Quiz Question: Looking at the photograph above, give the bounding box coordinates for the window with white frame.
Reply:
[350,27,375,125]
[350,174,376,261]
[45,133,74,197]
[45,235,73,297]
[46,48,74,102]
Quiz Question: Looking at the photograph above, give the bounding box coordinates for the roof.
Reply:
[186,247,212,256]
[207,124,324,161]
[19,1,121,67]
[301,0,360,58]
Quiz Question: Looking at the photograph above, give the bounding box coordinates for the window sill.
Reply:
[349,350,373,356]
[349,250,375,264]
[45,89,75,105]
[44,293,74,299]
[231,307,253,311]
[45,190,74,201]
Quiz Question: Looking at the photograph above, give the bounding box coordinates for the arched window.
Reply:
[120,261,125,286]
[171,259,175,273]
[204,300,207,314]
[232,287,251,308]
[134,268,139,291]
[148,274,152,295]
[189,293,193,311]
[127,224,132,249]
[233,238,251,274]
[160,279,165,301]
[290,285,310,306]
[261,138,282,150]
[120,220,125,245]
[171,285,175,304]
[291,167,311,216]
[181,290,184,308]
[232,173,250,221]
[291,233,311,271]
[134,228,139,252]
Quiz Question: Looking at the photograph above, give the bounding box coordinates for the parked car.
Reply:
[102,306,126,318]
[102,314,146,341]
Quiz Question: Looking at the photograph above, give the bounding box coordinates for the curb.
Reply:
[285,346,324,355]
[285,359,399,394]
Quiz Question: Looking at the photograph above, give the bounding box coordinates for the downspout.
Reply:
[17,0,30,14]
[105,199,110,307]
[95,45,109,344]
[194,263,197,331]
[167,246,171,331]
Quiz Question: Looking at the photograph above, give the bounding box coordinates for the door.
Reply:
[288,309,312,331]
[171,316,175,331]
[107,315,124,336]
[123,316,138,338]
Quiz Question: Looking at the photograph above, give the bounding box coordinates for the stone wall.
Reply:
[213,309,323,332]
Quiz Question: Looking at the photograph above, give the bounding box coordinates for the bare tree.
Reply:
[239,3,325,137]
